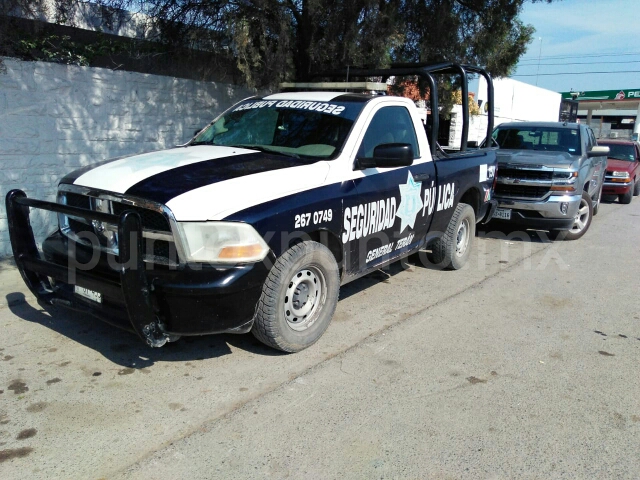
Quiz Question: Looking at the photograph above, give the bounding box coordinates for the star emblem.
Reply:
[396,171,423,233]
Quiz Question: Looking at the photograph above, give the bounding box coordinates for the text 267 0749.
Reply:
[295,209,333,228]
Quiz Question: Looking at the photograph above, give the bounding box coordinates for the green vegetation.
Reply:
[2,0,555,90]
[15,34,127,66]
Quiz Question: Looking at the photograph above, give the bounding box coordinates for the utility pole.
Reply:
[535,37,542,86]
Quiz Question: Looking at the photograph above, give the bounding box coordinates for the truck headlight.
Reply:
[551,171,578,192]
[611,171,630,178]
[177,222,270,263]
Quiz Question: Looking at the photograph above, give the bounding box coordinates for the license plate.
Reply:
[493,208,512,221]
[74,285,102,303]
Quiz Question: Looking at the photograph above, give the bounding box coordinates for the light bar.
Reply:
[280,81,388,92]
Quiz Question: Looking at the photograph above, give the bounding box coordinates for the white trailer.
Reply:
[445,77,562,149]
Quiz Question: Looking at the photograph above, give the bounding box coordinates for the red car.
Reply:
[599,139,640,204]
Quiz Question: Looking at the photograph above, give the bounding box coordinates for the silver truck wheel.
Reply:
[563,190,593,241]
[284,266,326,332]
[427,203,475,270]
[252,241,339,352]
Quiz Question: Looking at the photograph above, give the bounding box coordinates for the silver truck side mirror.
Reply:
[588,146,610,157]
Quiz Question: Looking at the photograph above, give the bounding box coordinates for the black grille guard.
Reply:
[6,189,172,347]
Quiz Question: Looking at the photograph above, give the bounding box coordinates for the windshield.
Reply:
[493,126,580,154]
[192,99,363,159]
[599,143,635,161]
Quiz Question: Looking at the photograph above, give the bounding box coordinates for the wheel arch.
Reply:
[287,229,344,271]
[458,187,481,218]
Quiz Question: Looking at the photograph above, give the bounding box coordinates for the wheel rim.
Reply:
[284,266,326,331]
[455,218,470,257]
[570,198,590,233]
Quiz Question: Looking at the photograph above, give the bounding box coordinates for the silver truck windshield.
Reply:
[494,127,580,154]
[192,99,362,159]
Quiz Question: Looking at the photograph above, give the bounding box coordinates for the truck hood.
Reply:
[605,158,635,172]
[62,145,330,221]
[496,150,578,170]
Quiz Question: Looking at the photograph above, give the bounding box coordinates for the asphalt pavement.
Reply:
[1,198,639,479]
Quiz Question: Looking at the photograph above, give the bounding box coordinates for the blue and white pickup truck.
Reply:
[7,64,498,352]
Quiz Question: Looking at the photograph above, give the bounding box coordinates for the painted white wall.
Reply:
[0,57,254,257]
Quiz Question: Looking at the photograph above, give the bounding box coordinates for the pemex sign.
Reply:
[561,89,640,101]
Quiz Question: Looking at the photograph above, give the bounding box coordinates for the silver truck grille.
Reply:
[58,185,178,265]
[495,167,553,201]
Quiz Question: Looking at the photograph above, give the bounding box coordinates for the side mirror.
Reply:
[355,143,414,170]
[588,145,610,157]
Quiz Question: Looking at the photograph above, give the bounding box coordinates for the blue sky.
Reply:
[512,0,639,93]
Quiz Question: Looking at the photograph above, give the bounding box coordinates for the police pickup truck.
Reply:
[7,64,498,352]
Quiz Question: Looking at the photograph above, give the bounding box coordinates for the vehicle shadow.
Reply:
[601,195,618,203]
[7,293,285,369]
[339,261,415,300]
[338,224,551,293]
[477,223,555,244]
[339,250,455,296]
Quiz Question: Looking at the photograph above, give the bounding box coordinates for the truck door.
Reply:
[587,127,605,196]
[343,105,437,274]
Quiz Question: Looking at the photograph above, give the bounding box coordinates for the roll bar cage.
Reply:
[314,63,495,157]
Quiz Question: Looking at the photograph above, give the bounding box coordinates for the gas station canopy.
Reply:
[560,88,640,140]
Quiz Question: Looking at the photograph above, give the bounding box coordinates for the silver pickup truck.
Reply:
[489,122,609,240]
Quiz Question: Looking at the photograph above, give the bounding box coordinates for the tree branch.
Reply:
[286,0,301,23]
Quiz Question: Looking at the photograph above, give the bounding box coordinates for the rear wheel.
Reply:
[562,190,593,241]
[252,241,339,352]
[619,181,633,204]
[427,203,475,270]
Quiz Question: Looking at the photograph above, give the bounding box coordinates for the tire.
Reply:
[252,241,340,352]
[426,203,475,270]
[633,179,640,197]
[619,181,633,204]
[593,183,603,216]
[562,190,593,241]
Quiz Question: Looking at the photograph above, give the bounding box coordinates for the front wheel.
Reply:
[252,241,340,352]
[427,203,475,270]
[562,190,593,241]
[633,179,640,196]
[619,182,633,204]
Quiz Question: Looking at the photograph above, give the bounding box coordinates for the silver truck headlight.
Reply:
[551,171,578,192]
[177,222,270,263]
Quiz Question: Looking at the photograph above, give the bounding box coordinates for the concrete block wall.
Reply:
[0,57,254,257]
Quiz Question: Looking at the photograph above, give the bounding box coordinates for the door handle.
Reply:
[413,173,431,181]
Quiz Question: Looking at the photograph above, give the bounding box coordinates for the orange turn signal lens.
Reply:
[218,244,265,259]
[550,185,576,191]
